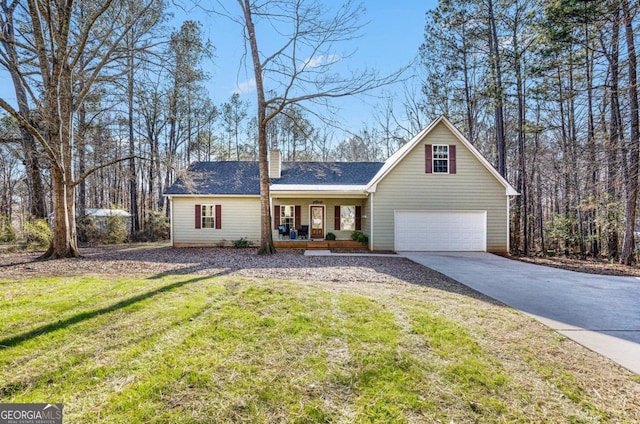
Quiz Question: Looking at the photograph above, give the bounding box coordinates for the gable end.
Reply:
[367,116,517,196]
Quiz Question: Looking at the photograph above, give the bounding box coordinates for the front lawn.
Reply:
[1,272,638,422]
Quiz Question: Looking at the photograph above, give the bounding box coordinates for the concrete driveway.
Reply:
[400,252,640,374]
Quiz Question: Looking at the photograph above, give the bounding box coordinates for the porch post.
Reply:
[369,192,374,251]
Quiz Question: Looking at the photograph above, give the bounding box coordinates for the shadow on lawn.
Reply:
[0,245,504,351]
[0,270,230,350]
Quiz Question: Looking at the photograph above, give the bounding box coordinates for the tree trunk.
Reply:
[128,43,140,235]
[0,1,47,219]
[257,121,276,254]
[44,89,79,258]
[38,19,80,259]
[513,14,528,255]
[567,53,585,255]
[240,0,276,254]
[488,0,506,177]
[77,98,87,221]
[620,0,639,265]
[20,125,47,219]
[45,166,75,258]
[461,32,474,144]
[607,8,622,260]
[585,20,598,257]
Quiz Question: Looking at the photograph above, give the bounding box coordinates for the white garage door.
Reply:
[395,210,487,251]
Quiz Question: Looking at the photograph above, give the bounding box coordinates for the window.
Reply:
[201,205,216,228]
[433,145,449,173]
[335,205,361,231]
[340,206,356,231]
[426,144,456,174]
[195,204,221,229]
[280,205,295,228]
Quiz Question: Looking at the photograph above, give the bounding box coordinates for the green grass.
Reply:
[1,273,637,423]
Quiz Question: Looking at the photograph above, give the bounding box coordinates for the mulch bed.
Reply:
[512,255,640,277]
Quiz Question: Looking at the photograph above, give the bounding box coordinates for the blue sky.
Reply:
[180,1,439,135]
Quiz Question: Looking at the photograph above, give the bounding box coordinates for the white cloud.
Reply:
[233,78,256,94]
[326,53,341,64]
[304,56,324,68]
[303,54,341,69]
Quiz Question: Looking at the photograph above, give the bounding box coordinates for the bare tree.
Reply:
[0,0,47,219]
[230,0,403,254]
[619,0,639,265]
[0,0,159,258]
[222,93,248,160]
[487,0,507,178]
[162,20,210,215]
[120,0,165,236]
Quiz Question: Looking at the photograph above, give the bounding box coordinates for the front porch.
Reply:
[272,198,368,245]
[274,239,367,250]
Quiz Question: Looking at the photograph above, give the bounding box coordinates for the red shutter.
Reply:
[449,145,456,174]
[215,204,222,229]
[425,144,433,173]
[274,205,280,229]
[334,205,341,230]
[295,205,301,229]
[195,204,201,229]
[355,206,362,231]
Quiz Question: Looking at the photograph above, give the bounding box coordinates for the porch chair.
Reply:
[278,225,290,239]
[297,225,309,239]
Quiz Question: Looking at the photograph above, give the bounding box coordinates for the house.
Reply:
[49,208,132,232]
[81,208,132,231]
[164,116,518,253]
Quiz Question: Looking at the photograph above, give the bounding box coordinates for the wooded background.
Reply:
[1,0,640,262]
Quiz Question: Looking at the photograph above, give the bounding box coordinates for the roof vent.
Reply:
[269,150,281,179]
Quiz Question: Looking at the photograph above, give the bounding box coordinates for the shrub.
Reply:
[232,237,252,248]
[0,216,15,243]
[350,230,369,245]
[134,211,170,242]
[544,213,580,254]
[325,232,336,240]
[105,215,128,244]
[23,219,52,250]
[78,214,128,245]
[77,216,102,245]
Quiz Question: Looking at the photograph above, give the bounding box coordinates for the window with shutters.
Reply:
[280,205,295,228]
[340,206,356,231]
[433,145,449,173]
[201,205,216,228]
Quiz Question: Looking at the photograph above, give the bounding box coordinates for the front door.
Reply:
[310,205,324,239]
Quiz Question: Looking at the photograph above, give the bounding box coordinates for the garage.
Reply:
[394,210,487,251]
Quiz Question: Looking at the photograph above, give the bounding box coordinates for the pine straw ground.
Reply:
[1,244,639,422]
[514,254,640,277]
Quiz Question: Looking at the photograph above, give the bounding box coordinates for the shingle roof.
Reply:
[275,162,384,186]
[164,161,384,195]
[164,161,261,195]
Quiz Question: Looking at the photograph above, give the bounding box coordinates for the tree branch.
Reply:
[73,155,149,187]
[0,97,60,168]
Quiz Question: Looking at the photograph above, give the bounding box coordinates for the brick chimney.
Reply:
[269,150,282,179]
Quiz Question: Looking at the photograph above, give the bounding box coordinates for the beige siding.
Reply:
[171,196,261,246]
[372,122,509,253]
[272,198,367,240]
